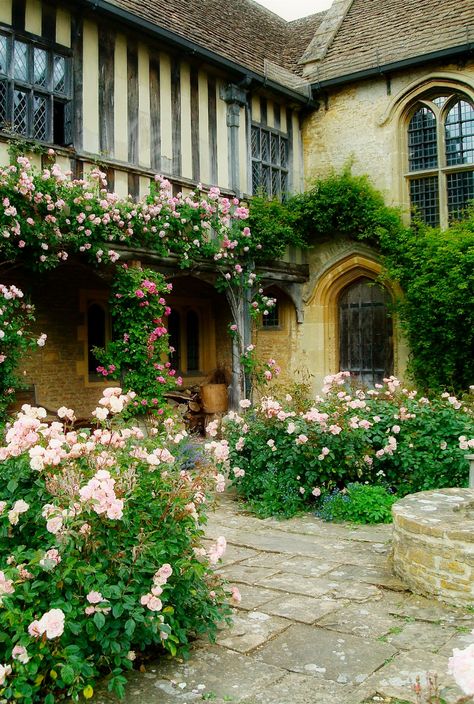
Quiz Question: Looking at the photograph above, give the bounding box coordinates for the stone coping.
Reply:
[392,488,474,542]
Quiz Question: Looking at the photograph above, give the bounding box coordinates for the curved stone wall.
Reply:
[392,488,474,608]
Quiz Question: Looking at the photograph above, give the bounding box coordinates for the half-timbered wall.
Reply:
[0,0,304,200]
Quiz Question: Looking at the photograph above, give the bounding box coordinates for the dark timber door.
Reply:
[339,278,393,386]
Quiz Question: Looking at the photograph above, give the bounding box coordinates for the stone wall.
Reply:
[302,60,474,212]
[6,263,112,418]
[392,489,474,608]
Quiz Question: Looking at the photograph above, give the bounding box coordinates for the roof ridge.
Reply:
[299,0,355,69]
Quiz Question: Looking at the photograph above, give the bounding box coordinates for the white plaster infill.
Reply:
[392,488,474,608]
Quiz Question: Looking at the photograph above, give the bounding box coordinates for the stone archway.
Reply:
[339,277,393,386]
[302,254,407,395]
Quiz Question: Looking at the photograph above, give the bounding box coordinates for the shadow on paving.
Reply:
[94,493,473,704]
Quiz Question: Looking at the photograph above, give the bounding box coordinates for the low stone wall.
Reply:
[392,488,474,608]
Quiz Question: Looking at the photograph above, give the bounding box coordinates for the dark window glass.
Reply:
[447,171,474,221]
[0,31,71,145]
[445,100,474,166]
[88,304,106,375]
[186,311,199,372]
[408,107,437,171]
[262,303,279,328]
[251,125,288,198]
[410,176,439,227]
[168,310,181,372]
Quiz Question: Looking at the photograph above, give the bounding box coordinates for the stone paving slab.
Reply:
[240,672,354,704]
[95,646,286,704]
[216,610,290,653]
[259,594,344,624]
[347,649,465,704]
[230,584,284,611]
[240,553,342,577]
[323,564,408,592]
[255,624,397,685]
[216,564,281,585]
[316,601,402,639]
[93,493,474,704]
[382,620,458,653]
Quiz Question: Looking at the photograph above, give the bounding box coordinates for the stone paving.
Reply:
[96,493,474,704]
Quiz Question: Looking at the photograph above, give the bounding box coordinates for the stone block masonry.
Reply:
[392,488,474,608]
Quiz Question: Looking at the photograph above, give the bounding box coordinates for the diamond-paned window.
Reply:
[406,94,474,227]
[34,47,48,87]
[13,41,28,81]
[251,124,289,198]
[13,89,28,135]
[0,31,71,146]
[0,36,7,74]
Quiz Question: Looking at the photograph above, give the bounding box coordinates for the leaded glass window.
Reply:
[0,31,72,145]
[251,124,289,198]
[406,94,474,227]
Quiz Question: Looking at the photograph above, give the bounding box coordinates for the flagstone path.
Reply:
[96,492,474,704]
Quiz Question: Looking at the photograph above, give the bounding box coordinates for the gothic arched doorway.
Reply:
[339,277,393,385]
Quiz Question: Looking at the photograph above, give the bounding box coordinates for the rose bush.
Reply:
[0,391,232,702]
[0,284,46,422]
[216,373,474,517]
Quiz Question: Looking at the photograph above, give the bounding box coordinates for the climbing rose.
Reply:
[11,645,29,664]
[0,664,12,685]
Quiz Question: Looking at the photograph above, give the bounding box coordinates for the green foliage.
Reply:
[93,265,179,416]
[0,403,231,702]
[291,166,404,245]
[0,286,43,421]
[316,483,397,524]
[218,374,473,518]
[247,196,304,260]
[380,216,474,393]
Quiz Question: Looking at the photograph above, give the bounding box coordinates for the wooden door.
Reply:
[339,278,393,386]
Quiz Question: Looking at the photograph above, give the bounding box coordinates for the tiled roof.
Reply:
[107,0,324,79]
[301,0,474,83]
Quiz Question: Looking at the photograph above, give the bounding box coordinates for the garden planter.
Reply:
[200,383,228,414]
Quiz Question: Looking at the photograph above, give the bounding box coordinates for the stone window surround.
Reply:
[380,73,474,230]
[77,290,112,388]
[404,92,474,228]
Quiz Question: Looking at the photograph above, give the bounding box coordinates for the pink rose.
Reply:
[86,591,103,604]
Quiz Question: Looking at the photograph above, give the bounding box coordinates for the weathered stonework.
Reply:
[392,489,474,608]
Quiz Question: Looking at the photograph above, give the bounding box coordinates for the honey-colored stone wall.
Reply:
[255,290,300,390]
[392,489,474,608]
[6,263,111,418]
[303,61,474,216]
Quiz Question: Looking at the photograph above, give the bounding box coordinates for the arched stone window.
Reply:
[406,93,474,227]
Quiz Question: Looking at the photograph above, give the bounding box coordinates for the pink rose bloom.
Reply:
[0,571,14,596]
[312,487,322,497]
[12,645,29,663]
[157,564,172,581]
[296,434,308,445]
[0,664,12,686]
[46,516,63,534]
[230,586,241,604]
[448,644,474,695]
[27,620,42,637]
[37,608,65,639]
[87,591,103,604]
[84,605,96,615]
